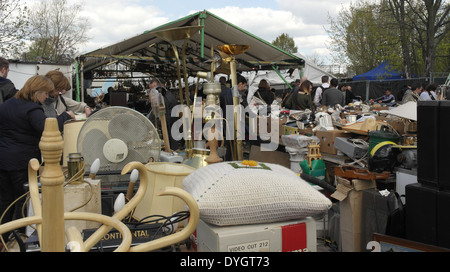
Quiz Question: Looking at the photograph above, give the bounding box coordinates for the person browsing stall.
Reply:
[420,83,438,101]
[341,84,356,105]
[0,57,17,105]
[43,70,91,120]
[219,75,248,161]
[0,75,71,240]
[401,83,421,103]
[147,78,179,150]
[372,89,395,105]
[313,75,330,108]
[321,78,344,108]
[254,79,275,105]
[284,80,314,110]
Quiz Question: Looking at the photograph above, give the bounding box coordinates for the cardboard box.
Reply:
[331,177,377,252]
[195,217,317,252]
[258,116,286,146]
[298,128,314,136]
[316,130,352,154]
[283,122,300,135]
[249,145,290,169]
[257,116,286,135]
[375,116,406,135]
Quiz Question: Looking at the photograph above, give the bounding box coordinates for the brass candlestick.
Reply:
[151,26,203,158]
[216,44,250,161]
[151,26,203,107]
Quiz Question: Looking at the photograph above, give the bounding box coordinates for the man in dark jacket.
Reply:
[341,83,357,105]
[0,57,17,105]
[322,78,344,108]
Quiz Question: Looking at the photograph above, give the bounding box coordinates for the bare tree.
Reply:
[26,0,90,62]
[386,0,413,78]
[327,0,449,77]
[0,0,29,57]
[406,0,450,76]
[326,1,386,75]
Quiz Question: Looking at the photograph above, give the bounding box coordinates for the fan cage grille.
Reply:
[77,106,161,172]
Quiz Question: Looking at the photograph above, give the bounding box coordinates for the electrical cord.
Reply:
[90,211,191,252]
[300,173,336,194]
[63,160,94,212]
[0,191,32,252]
[0,160,95,251]
[340,138,370,168]
[134,211,191,240]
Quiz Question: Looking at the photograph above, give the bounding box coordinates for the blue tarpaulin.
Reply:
[353,61,403,81]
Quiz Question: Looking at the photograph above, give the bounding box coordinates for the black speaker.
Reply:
[417,101,440,187]
[438,100,450,191]
[405,183,437,245]
[437,190,450,249]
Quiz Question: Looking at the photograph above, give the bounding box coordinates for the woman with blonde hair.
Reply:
[0,75,73,239]
[43,70,91,118]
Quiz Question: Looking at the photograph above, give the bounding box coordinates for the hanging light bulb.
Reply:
[88,158,100,179]
[113,193,125,214]
[126,169,139,201]
[130,169,139,183]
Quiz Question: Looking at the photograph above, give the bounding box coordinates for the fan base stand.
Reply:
[159,151,184,163]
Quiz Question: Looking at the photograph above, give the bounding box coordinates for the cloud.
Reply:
[209,7,311,41]
[277,0,349,24]
[74,0,352,62]
[206,1,351,62]
[79,0,169,52]
[208,6,331,60]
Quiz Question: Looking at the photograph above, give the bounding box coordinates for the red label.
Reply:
[281,223,307,252]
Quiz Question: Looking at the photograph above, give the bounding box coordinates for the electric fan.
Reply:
[77,106,161,172]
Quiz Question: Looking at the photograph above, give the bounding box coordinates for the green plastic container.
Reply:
[300,159,326,181]
[368,125,400,153]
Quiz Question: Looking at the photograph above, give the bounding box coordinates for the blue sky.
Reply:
[75,0,352,64]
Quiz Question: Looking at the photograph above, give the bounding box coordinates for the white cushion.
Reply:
[183,161,332,226]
